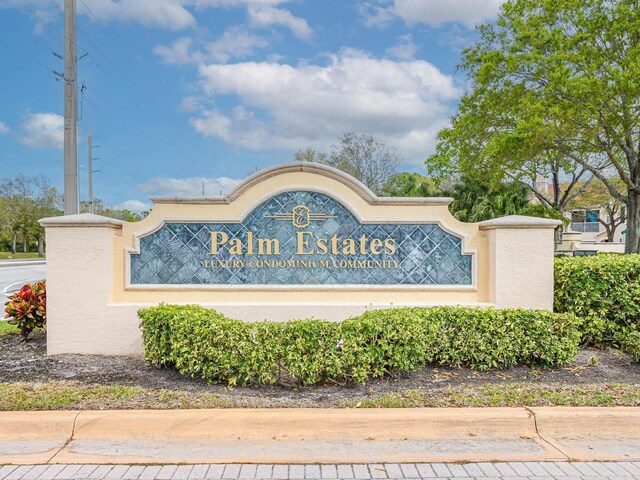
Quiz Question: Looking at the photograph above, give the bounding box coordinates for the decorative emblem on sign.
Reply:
[292,205,310,228]
[265,204,336,229]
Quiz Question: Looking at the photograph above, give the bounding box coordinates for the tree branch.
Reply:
[552,144,627,203]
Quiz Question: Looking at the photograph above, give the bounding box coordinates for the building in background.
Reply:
[569,207,626,244]
[534,175,626,253]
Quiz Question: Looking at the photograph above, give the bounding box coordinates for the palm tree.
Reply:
[445,176,530,223]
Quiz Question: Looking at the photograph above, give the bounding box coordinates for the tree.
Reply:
[429,122,595,222]
[295,132,399,194]
[381,172,436,197]
[293,148,328,164]
[428,0,640,253]
[445,176,532,223]
[80,199,148,222]
[98,208,148,222]
[381,172,537,222]
[0,175,62,256]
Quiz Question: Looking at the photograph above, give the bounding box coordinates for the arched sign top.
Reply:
[150,162,454,207]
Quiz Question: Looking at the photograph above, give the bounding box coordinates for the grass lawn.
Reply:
[0,382,233,410]
[0,382,639,410]
[0,321,18,335]
[343,383,640,408]
[0,252,42,260]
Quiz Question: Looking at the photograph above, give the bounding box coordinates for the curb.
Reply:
[1,407,639,465]
[0,260,46,268]
[1,277,46,296]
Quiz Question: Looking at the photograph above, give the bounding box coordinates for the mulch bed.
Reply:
[2,331,640,407]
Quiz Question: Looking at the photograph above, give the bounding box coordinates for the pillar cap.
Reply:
[478,215,562,230]
[39,213,125,228]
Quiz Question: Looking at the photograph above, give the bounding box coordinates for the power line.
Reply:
[32,5,91,57]
[26,0,188,183]
[2,20,62,63]
[74,0,191,140]
[46,0,182,154]
[0,82,61,115]
[82,97,118,127]
[76,125,123,164]
[2,25,147,173]
[0,38,59,76]
[27,4,125,162]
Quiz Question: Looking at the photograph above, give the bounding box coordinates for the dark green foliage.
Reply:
[381,173,435,197]
[554,254,640,345]
[381,173,543,223]
[445,176,531,223]
[139,304,203,367]
[616,328,640,363]
[139,305,582,386]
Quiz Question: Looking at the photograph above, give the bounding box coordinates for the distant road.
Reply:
[0,263,46,305]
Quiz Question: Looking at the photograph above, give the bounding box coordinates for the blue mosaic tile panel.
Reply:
[130,191,473,286]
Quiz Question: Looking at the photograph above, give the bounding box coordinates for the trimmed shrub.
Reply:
[616,328,640,362]
[139,304,204,367]
[555,254,640,344]
[4,280,46,342]
[139,305,582,386]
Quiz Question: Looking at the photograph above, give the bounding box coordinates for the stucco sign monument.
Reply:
[40,163,560,355]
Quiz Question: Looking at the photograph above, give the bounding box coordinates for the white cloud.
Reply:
[206,27,269,62]
[189,49,462,163]
[190,106,272,150]
[114,199,151,213]
[247,5,312,39]
[19,112,64,149]
[386,34,418,60]
[360,0,505,29]
[199,1,314,39]
[394,0,504,27]
[154,37,202,64]
[2,0,310,36]
[0,121,9,134]
[31,7,56,34]
[358,2,396,29]
[0,0,195,30]
[137,176,241,197]
[190,0,284,6]
[179,96,201,112]
[154,28,269,65]
[82,0,196,30]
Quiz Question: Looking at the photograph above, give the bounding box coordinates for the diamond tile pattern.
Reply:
[130,191,473,286]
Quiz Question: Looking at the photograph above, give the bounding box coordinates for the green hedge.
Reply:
[616,328,640,362]
[555,254,640,344]
[139,305,582,386]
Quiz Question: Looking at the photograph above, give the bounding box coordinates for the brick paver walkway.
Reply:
[1,463,640,480]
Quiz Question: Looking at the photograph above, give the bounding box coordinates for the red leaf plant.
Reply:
[4,280,46,342]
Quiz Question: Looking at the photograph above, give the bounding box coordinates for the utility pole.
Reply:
[88,134,93,213]
[63,0,78,215]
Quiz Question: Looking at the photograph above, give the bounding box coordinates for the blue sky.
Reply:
[0,0,503,212]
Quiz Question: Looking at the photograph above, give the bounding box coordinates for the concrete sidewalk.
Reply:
[2,462,640,479]
[1,408,639,465]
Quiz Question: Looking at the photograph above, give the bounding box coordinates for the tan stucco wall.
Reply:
[484,227,555,309]
[41,163,560,355]
[45,226,143,355]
